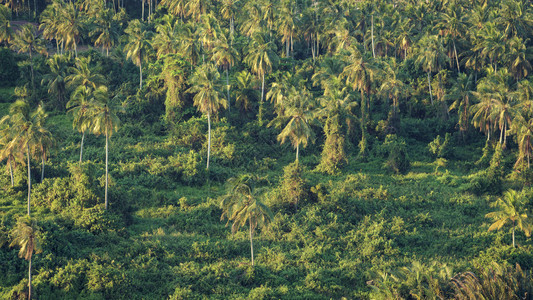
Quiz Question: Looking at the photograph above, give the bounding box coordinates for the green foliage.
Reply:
[463,143,504,195]
[0,48,20,87]
[429,133,451,158]
[275,162,307,211]
[378,134,410,174]
[452,263,533,299]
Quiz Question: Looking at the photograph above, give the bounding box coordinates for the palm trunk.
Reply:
[28,257,32,299]
[249,218,254,266]
[453,40,460,72]
[27,144,31,216]
[105,127,108,210]
[259,74,265,125]
[371,14,375,58]
[296,143,299,162]
[74,41,78,58]
[139,62,143,89]
[427,71,433,105]
[9,159,14,187]
[80,131,85,164]
[207,112,211,170]
[141,0,144,20]
[29,48,34,93]
[40,156,44,182]
[512,221,515,248]
[226,68,230,112]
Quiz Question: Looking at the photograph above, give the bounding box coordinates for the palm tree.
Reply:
[186,63,227,170]
[31,106,54,182]
[160,0,188,20]
[90,87,122,210]
[244,33,279,124]
[0,122,24,187]
[10,24,47,92]
[446,73,475,138]
[220,174,273,266]
[67,85,104,164]
[415,34,449,105]
[58,1,85,57]
[219,0,239,36]
[66,56,106,92]
[379,59,409,123]
[91,8,120,57]
[513,115,533,170]
[269,87,315,162]
[1,97,50,216]
[233,70,259,112]
[124,19,152,89]
[39,0,63,54]
[41,55,70,111]
[341,46,376,156]
[151,15,181,59]
[0,5,13,45]
[438,4,467,72]
[9,216,42,299]
[486,189,531,248]
[211,33,238,111]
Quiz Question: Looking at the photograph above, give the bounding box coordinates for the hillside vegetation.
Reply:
[0,0,532,298]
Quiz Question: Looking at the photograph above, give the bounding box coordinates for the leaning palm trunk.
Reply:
[207,112,211,170]
[28,257,32,299]
[427,71,433,105]
[79,131,85,164]
[105,127,109,210]
[27,144,31,216]
[40,156,44,182]
[249,218,254,266]
[9,159,14,187]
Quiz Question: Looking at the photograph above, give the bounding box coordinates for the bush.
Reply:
[0,48,20,87]
[378,134,410,174]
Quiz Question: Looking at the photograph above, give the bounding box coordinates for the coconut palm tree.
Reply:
[41,55,70,111]
[269,87,316,162]
[446,73,475,138]
[58,1,85,57]
[486,189,531,248]
[90,87,123,210]
[0,5,13,45]
[66,56,106,92]
[124,19,152,89]
[31,106,54,182]
[10,24,47,92]
[186,63,227,170]
[1,97,51,215]
[0,122,24,187]
[151,15,181,59]
[211,33,238,111]
[415,34,449,105]
[233,70,259,112]
[9,216,42,299]
[67,85,105,164]
[244,33,279,124]
[91,8,120,57]
[220,174,273,266]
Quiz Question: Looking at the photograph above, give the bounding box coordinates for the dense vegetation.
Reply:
[0,0,533,298]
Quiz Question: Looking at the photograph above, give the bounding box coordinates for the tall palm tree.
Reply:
[124,19,152,89]
[269,87,315,162]
[0,122,24,187]
[244,33,279,124]
[415,34,449,105]
[10,24,47,92]
[151,15,181,59]
[446,73,475,138]
[438,4,467,72]
[90,87,122,210]
[1,97,50,216]
[0,5,13,45]
[486,189,531,248]
[58,1,85,57]
[220,174,273,266]
[91,8,120,57]
[67,85,104,164]
[31,106,54,182]
[233,70,259,112]
[211,33,238,111]
[66,56,106,92]
[341,46,377,156]
[41,55,70,111]
[513,115,533,170]
[219,0,239,36]
[9,216,42,299]
[186,63,227,170]
[39,0,63,54]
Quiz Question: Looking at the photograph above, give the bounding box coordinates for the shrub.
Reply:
[379,134,410,174]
